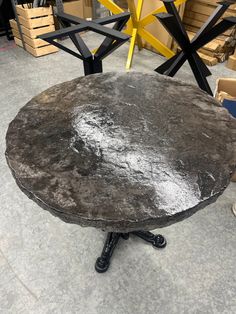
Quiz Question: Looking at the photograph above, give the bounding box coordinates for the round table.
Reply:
[5,72,236,273]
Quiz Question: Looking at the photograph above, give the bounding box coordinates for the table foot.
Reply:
[95,231,166,273]
[132,231,167,249]
[95,232,126,273]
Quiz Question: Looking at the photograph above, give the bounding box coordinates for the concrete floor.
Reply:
[0,33,236,314]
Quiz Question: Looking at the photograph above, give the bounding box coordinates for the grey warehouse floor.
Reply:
[0,33,236,314]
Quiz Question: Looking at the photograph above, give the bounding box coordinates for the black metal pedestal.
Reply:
[95,231,166,273]
[39,4,130,76]
[0,6,13,41]
[155,0,236,95]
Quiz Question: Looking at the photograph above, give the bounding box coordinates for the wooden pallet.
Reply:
[183,0,236,66]
[10,5,58,57]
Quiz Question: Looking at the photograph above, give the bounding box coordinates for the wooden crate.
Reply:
[10,19,55,38]
[12,28,20,38]
[18,15,54,29]
[25,43,58,57]
[20,24,55,39]
[9,19,18,31]
[14,36,23,48]
[23,34,49,49]
[14,36,58,57]
[9,5,58,57]
[10,19,55,45]
[16,5,53,19]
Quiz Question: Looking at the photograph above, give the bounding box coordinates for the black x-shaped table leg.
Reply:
[39,11,130,76]
[154,0,236,95]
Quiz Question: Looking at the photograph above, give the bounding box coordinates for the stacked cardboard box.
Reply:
[215,77,236,180]
[183,0,236,66]
[10,5,58,57]
[227,46,236,71]
[53,0,93,30]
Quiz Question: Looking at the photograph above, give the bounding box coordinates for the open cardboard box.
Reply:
[215,78,236,181]
[63,0,92,19]
[227,47,236,71]
[215,78,236,102]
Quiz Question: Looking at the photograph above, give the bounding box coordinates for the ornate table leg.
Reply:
[95,232,123,273]
[95,231,166,273]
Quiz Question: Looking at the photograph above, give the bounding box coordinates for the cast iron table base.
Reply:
[155,0,236,95]
[95,231,166,273]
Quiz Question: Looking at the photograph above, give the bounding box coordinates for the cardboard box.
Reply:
[84,0,93,19]
[135,0,185,52]
[215,78,236,182]
[227,48,236,71]
[232,172,236,182]
[227,55,236,71]
[215,78,236,102]
[63,0,92,19]
[139,0,173,49]
[114,0,128,9]
[64,0,84,18]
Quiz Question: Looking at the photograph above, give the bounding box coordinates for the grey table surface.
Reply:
[5,72,236,232]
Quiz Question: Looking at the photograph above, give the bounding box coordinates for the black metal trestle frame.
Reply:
[95,231,166,273]
[155,0,236,95]
[39,2,130,76]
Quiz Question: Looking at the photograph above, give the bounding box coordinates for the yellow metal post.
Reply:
[98,0,187,69]
[126,28,138,70]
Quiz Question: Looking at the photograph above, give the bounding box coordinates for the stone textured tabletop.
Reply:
[5,72,236,232]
